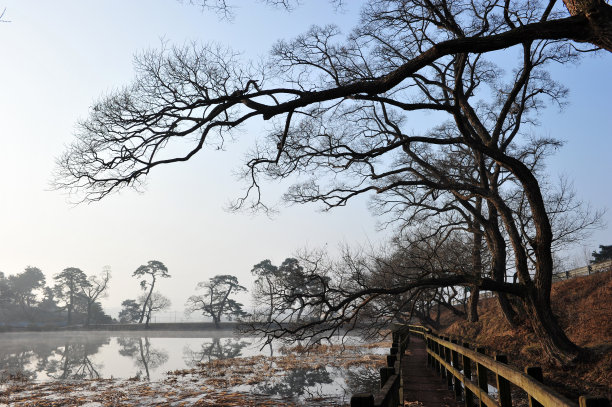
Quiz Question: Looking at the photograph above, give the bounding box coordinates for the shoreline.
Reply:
[0,321,241,333]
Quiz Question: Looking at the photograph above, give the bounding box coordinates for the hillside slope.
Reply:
[438,270,611,401]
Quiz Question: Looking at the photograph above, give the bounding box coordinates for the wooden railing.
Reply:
[350,324,411,407]
[552,259,612,282]
[408,326,610,407]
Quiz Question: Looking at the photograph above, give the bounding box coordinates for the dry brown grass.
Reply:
[438,270,612,401]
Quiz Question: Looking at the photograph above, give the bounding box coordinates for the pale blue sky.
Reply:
[0,1,610,316]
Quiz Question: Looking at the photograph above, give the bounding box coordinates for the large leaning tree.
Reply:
[54,0,611,363]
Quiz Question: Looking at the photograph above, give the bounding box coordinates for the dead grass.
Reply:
[438,270,612,401]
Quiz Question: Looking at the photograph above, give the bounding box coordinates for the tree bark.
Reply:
[466,286,480,322]
[496,293,518,328]
[563,0,612,52]
[524,286,582,365]
[67,291,73,325]
[468,215,483,323]
[139,276,156,324]
[86,302,92,326]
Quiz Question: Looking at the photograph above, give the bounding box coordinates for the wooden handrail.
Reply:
[425,334,576,406]
[353,324,610,407]
[408,325,609,407]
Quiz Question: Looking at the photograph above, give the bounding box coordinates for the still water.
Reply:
[0,330,383,403]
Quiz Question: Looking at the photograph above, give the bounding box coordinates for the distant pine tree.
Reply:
[591,245,612,263]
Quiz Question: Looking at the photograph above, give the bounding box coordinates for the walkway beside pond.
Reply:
[402,336,462,407]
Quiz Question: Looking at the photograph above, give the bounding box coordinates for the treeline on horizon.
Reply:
[0,266,113,327]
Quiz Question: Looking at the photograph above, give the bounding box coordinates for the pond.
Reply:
[0,330,387,406]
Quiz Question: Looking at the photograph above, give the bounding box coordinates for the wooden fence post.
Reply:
[476,347,488,407]
[380,366,395,388]
[444,338,453,389]
[438,338,446,379]
[351,393,374,407]
[525,366,544,407]
[462,342,475,407]
[579,396,611,407]
[387,354,397,368]
[495,354,512,407]
[451,339,462,401]
[438,337,445,378]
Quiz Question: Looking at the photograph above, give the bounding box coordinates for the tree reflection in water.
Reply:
[43,338,109,380]
[117,336,168,380]
[344,366,381,395]
[0,349,42,381]
[183,337,248,366]
[256,367,334,399]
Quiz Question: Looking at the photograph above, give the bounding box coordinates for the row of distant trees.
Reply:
[0,266,112,326]
[0,258,308,329]
[117,263,250,328]
[116,259,329,329]
[6,244,608,329]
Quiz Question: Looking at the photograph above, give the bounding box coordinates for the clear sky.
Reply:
[1,1,610,318]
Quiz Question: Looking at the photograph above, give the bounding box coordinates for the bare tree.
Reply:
[54,0,610,363]
[0,8,9,23]
[184,0,612,50]
[81,267,111,326]
[139,292,171,326]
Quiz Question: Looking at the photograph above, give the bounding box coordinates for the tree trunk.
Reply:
[563,0,612,52]
[86,302,92,326]
[468,216,483,323]
[523,286,581,365]
[213,315,220,329]
[139,279,155,324]
[497,293,518,328]
[67,292,73,325]
[484,158,577,363]
[267,277,274,323]
[466,286,479,322]
[145,306,151,328]
[139,338,150,380]
[484,198,518,327]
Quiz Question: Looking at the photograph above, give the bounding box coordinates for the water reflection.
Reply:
[0,348,42,380]
[0,331,384,404]
[255,367,334,398]
[0,332,261,381]
[345,366,382,394]
[183,337,249,366]
[45,339,108,380]
[0,333,109,381]
[117,337,168,380]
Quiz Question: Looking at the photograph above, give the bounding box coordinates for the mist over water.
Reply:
[0,330,384,403]
[0,331,268,381]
